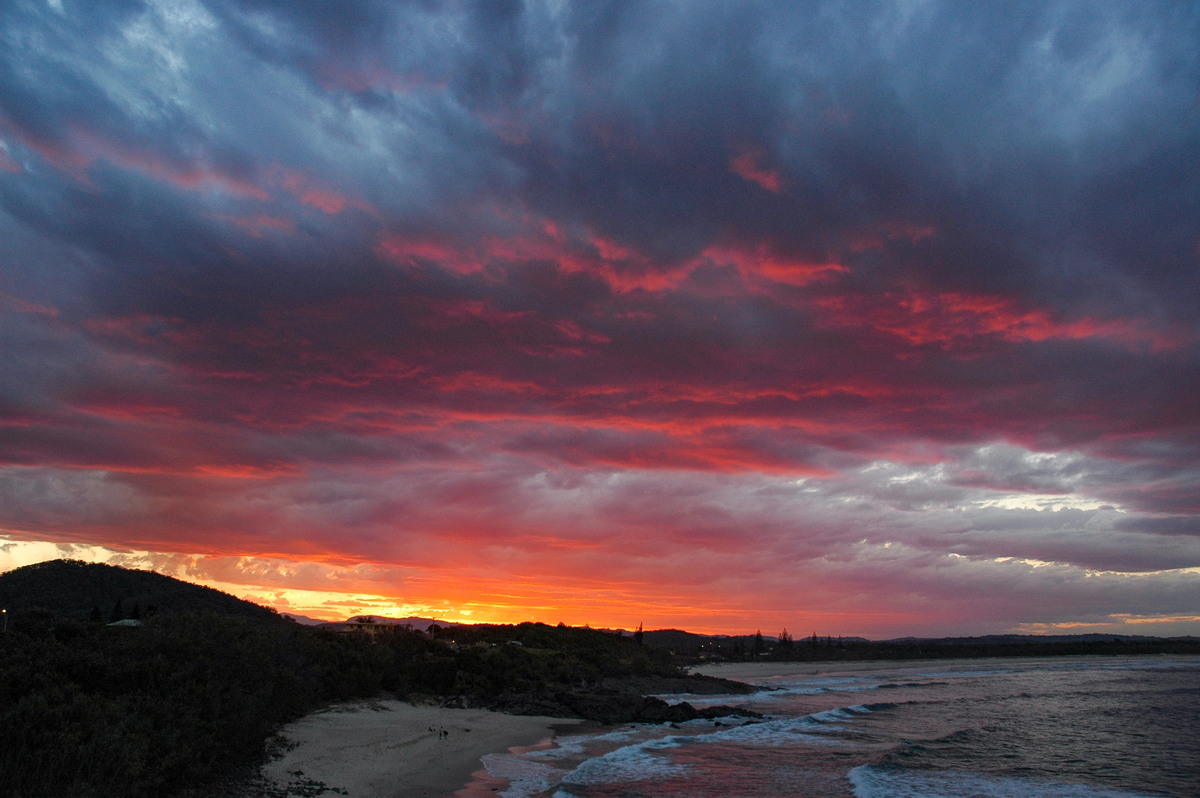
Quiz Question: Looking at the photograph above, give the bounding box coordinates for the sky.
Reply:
[1,0,1198,638]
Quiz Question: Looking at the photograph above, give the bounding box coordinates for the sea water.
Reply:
[478,656,1200,797]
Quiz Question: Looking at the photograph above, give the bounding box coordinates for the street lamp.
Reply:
[1,609,6,633]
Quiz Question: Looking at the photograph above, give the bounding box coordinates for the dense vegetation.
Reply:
[645,628,1200,664]
[4,560,1194,797]
[0,611,391,797]
[0,560,707,798]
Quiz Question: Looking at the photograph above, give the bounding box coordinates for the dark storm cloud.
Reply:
[485,1,1200,318]
[1,0,1198,634]
[4,0,1197,321]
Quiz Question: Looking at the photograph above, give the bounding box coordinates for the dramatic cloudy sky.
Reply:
[1,0,1198,637]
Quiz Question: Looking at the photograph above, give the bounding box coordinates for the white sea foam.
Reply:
[523,726,646,761]
[690,681,864,708]
[808,705,867,723]
[536,702,879,796]
[479,752,570,798]
[559,736,690,786]
[677,713,756,728]
[684,703,877,748]
[534,659,1197,797]
[848,765,1162,798]
[659,678,891,714]
[694,718,842,747]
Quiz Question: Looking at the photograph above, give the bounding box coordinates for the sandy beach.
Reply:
[254,658,1116,796]
[256,700,582,798]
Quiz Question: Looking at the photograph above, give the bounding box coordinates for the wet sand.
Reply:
[256,700,582,798]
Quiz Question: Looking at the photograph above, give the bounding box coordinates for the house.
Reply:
[338,615,413,637]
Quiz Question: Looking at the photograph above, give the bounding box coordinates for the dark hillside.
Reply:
[0,561,756,797]
[0,560,400,797]
[0,610,394,797]
[641,628,714,651]
[0,559,279,623]
[651,629,1200,664]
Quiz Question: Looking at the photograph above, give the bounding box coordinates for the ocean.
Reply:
[477,656,1200,798]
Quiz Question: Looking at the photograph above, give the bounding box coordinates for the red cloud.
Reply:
[270,166,374,215]
[0,292,58,318]
[704,245,847,287]
[2,124,388,222]
[815,289,1181,351]
[730,149,784,193]
[0,120,93,180]
[74,130,270,200]
[378,234,485,274]
[381,218,854,296]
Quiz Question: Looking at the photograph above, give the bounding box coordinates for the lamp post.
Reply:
[1,608,6,633]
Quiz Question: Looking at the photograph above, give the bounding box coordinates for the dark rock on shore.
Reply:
[601,673,759,696]
[486,688,761,725]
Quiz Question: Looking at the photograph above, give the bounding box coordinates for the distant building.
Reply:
[314,614,458,639]
[340,615,412,638]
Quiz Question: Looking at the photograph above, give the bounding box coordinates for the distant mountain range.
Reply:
[882,633,1200,644]
[2,560,1196,646]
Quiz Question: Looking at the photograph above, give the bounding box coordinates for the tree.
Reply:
[633,622,644,645]
[752,630,764,657]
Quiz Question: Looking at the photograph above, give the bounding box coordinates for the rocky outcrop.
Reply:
[485,688,761,725]
[600,673,759,696]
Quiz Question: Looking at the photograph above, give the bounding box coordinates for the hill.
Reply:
[0,561,401,798]
[0,560,750,797]
[884,633,1199,644]
[0,559,279,624]
[645,628,1200,664]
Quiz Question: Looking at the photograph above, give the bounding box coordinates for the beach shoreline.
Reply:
[245,656,1187,796]
[251,699,582,798]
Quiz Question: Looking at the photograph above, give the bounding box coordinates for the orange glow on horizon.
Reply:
[0,538,901,637]
[4,537,1197,638]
